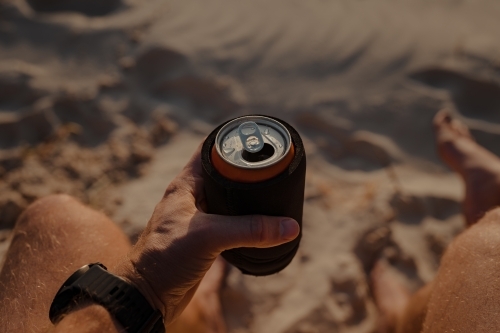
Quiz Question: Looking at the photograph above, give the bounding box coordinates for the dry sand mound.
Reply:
[1,0,500,332]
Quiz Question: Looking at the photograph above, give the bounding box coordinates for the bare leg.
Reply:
[370,259,411,333]
[395,282,433,333]
[0,194,132,332]
[433,110,500,226]
[0,194,227,333]
[422,208,500,332]
[372,109,500,332]
[371,258,433,333]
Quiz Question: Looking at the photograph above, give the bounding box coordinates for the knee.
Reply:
[35,194,78,205]
[477,206,500,226]
[445,207,500,260]
[26,194,80,214]
[16,194,81,229]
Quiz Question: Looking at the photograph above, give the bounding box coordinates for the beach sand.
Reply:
[1,0,500,331]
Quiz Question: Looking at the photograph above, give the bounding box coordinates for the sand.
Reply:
[1,0,500,331]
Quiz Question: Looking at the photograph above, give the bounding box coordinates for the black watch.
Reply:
[49,263,164,333]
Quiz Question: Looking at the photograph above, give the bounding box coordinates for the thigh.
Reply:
[422,208,500,332]
[0,194,131,333]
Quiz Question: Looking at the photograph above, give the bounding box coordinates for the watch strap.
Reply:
[50,264,164,333]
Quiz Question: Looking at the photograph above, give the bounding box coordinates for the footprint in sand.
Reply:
[411,67,500,162]
[284,255,373,333]
[411,68,500,122]
[0,67,54,149]
[130,46,245,122]
[390,193,460,224]
[354,225,420,285]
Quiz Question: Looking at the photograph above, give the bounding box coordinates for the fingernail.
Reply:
[280,219,299,240]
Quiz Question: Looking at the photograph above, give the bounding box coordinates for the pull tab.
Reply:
[238,121,264,153]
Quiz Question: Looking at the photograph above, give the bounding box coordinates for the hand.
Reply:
[113,144,300,325]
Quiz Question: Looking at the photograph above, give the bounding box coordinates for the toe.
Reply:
[433,109,452,129]
[433,109,472,140]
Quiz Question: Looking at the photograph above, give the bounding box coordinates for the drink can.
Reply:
[201,115,306,276]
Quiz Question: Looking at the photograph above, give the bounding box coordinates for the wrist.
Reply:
[50,263,165,332]
[112,259,166,319]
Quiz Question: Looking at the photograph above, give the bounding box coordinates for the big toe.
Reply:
[433,109,452,129]
[433,109,471,139]
[433,110,474,173]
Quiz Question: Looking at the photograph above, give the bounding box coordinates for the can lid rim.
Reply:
[214,115,292,170]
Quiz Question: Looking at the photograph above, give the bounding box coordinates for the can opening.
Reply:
[241,143,275,163]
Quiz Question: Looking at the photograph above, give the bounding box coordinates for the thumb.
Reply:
[203,214,300,253]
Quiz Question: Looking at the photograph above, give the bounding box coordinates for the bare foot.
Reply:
[433,109,500,226]
[167,257,228,333]
[370,259,410,333]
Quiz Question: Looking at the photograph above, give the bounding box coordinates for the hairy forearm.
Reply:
[50,303,124,333]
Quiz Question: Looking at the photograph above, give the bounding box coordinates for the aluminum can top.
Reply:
[214,115,292,170]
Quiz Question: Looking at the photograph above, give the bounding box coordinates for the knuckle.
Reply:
[159,185,196,215]
[163,181,184,199]
[249,216,280,245]
[250,215,265,244]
